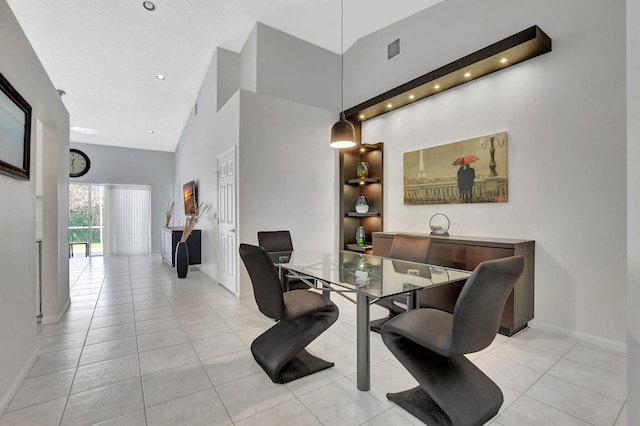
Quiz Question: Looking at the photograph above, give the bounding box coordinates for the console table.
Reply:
[372,232,535,336]
[161,227,202,267]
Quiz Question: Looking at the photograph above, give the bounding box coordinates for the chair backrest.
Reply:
[450,256,524,355]
[257,230,294,253]
[388,234,432,263]
[239,243,286,320]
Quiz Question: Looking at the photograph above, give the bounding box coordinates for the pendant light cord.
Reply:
[340,0,345,119]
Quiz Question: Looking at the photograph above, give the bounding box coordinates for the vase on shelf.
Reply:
[175,241,189,278]
[355,195,369,213]
[356,162,370,178]
[355,226,367,247]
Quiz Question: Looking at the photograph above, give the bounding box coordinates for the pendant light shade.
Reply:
[330,112,356,148]
[330,0,357,149]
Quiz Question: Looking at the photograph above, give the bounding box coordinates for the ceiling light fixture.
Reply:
[143,1,156,11]
[70,126,101,135]
[330,0,357,149]
[156,74,165,80]
[343,26,551,122]
[147,130,154,134]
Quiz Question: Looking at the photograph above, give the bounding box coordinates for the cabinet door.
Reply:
[465,246,514,270]
[428,242,466,269]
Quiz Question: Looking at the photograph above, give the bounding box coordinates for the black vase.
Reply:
[175,241,189,278]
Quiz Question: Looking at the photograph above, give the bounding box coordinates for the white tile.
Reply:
[72,354,140,394]
[136,316,182,335]
[92,410,146,426]
[202,349,263,385]
[38,319,91,338]
[61,378,144,426]
[37,331,87,353]
[564,342,627,376]
[347,359,418,408]
[474,353,544,393]
[298,377,387,426]
[137,327,189,353]
[215,372,296,422]
[139,342,199,375]
[93,303,134,318]
[90,312,135,329]
[146,388,231,426]
[178,310,222,326]
[511,330,578,357]
[235,399,321,426]
[27,347,82,378]
[134,306,176,322]
[183,319,232,341]
[85,322,137,345]
[142,362,212,407]
[79,337,138,366]
[0,396,66,426]
[191,332,247,361]
[7,369,74,412]
[525,375,623,426]
[488,341,561,372]
[496,395,591,426]
[361,408,420,426]
[284,364,345,397]
[548,357,626,401]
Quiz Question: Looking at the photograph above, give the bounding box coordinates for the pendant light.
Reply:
[330,0,357,148]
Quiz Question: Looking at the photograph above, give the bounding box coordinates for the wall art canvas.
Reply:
[403,132,508,205]
[0,72,31,180]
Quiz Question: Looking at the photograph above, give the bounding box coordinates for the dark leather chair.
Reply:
[239,243,339,383]
[371,234,432,332]
[257,230,310,290]
[381,256,524,426]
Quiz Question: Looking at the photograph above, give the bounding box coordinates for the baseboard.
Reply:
[528,320,627,354]
[41,298,71,325]
[0,346,39,414]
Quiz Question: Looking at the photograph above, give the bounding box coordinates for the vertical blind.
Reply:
[104,184,151,255]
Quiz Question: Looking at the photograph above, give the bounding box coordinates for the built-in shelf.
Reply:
[347,177,380,185]
[346,212,380,218]
[346,244,373,252]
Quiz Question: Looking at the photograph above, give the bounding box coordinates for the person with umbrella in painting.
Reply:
[453,155,478,203]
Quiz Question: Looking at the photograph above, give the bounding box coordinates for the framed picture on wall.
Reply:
[0,72,32,180]
[403,132,508,205]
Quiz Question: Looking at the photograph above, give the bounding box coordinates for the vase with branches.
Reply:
[180,201,212,243]
[165,200,175,227]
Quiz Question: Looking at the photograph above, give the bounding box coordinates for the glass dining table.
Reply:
[270,249,472,391]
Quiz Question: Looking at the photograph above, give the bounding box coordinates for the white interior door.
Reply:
[217,147,238,295]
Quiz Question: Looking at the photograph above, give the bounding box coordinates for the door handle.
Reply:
[229,229,235,233]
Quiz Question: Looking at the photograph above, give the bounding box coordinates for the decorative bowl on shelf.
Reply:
[355,195,369,213]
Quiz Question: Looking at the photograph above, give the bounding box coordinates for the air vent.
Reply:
[387,38,401,60]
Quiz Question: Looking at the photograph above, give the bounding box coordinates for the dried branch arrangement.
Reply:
[165,200,175,227]
[180,201,212,242]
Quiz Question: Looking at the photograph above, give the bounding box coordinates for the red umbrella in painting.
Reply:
[451,155,479,166]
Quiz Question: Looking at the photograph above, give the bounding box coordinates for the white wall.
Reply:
[69,142,174,252]
[0,0,69,411]
[238,89,336,296]
[627,0,639,422]
[353,0,627,348]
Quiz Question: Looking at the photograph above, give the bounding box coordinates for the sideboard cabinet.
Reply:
[372,232,535,336]
[161,227,202,267]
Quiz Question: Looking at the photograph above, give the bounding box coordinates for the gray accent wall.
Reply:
[69,143,174,253]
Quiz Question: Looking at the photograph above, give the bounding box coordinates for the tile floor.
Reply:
[0,254,628,426]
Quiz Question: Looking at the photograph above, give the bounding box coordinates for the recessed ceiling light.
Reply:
[156,74,165,80]
[408,94,415,100]
[147,130,154,134]
[143,1,156,11]
[500,58,508,63]
[434,84,441,89]
[464,72,472,78]
[386,103,393,108]
[70,126,101,135]
[359,114,365,119]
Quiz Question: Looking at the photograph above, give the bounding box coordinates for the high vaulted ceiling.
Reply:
[7,0,442,152]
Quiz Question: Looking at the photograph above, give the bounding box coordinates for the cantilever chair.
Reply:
[370,234,432,332]
[381,256,524,426]
[257,230,311,290]
[239,243,339,383]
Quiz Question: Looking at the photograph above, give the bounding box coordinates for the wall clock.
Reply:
[69,148,90,178]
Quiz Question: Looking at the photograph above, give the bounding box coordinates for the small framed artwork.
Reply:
[403,132,508,205]
[0,72,32,180]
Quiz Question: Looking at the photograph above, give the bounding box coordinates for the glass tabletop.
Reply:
[270,249,471,299]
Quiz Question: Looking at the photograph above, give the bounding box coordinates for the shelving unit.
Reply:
[339,142,383,253]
